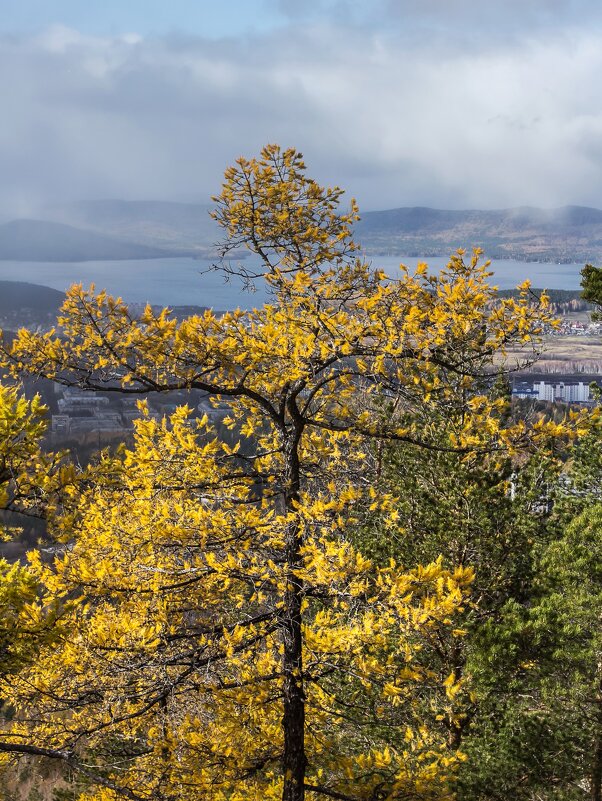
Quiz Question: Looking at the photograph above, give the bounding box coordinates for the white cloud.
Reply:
[1,18,602,216]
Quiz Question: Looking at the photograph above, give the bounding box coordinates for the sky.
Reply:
[2,0,602,215]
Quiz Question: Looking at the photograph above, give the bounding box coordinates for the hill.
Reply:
[36,200,602,263]
[355,205,602,262]
[0,280,64,313]
[0,219,183,262]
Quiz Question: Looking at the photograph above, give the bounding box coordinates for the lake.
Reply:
[0,255,587,310]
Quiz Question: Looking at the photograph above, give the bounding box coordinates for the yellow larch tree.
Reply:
[0,145,585,801]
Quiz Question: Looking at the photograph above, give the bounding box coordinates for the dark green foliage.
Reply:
[351,379,602,800]
[352,401,566,794]
[360,264,602,799]
[455,421,602,801]
[581,263,602,320]
[526,503,602,801]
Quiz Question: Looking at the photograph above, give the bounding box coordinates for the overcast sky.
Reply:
[2,0,602,216]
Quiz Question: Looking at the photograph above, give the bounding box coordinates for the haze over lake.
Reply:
[0,256,587,310]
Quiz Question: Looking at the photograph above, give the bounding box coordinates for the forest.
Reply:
[0,145,601,801]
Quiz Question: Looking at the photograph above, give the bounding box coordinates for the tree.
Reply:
[581,264,602,321]
[442,264,602,800]
[527,503,602,801]
[0,145,582,801]
[351,353,584,800]
[502,383,602,801]
[1,405,475,801]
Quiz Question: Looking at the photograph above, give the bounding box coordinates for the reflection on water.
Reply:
[0,255,586,310]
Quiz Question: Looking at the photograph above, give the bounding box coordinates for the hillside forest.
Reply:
[0,145,601,801]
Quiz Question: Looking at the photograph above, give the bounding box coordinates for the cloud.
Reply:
[271,0,602,42]
[1,17,602,217]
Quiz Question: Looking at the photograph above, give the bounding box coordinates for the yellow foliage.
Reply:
[0,145,589,801]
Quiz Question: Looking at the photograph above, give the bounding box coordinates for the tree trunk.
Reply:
[281,567,306,801]
[281,426,306,801]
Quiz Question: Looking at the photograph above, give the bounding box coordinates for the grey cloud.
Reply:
[2,21,602,219]
[271,0,602,42]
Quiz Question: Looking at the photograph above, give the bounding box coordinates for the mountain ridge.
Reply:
[0,280,64,312]
[9,201,602,263]
[354,204,602,261]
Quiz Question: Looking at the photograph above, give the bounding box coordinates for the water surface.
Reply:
[0,255,586,310]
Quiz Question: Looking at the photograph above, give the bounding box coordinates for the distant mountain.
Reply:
[355,205,602,262]
[0,219,182,262]
[0,279,212,328]
[35,200,602,263]
[45,200,218,258]
[0,280,64,313]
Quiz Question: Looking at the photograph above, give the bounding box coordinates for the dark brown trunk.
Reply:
[281,426,306,801]
[281,567,306,801]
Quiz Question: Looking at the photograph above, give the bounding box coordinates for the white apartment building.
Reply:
[534,380,590,403]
